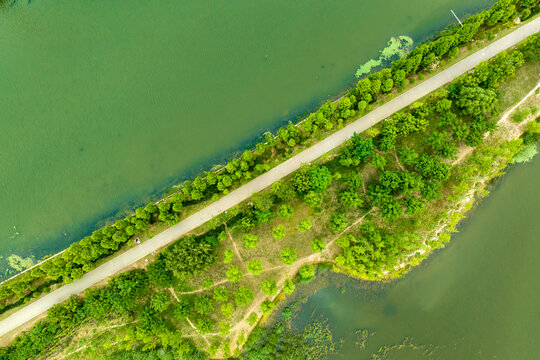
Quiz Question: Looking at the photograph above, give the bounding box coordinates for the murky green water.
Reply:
[0,0,493,277]
[286,156,540,359]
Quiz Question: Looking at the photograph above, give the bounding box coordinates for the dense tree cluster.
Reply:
[335,223,422,279]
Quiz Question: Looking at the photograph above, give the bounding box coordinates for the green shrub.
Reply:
[213,287,229,303]
[223,249,234,263]
[277,204,294,219]
[272,225,285,240]
[280,248,297,265]
[247,260,263,275]
[242,234,259,249]
[311,238,325,253]
[512,108,531,123]
[261,279,278,297]
[282,279,295,295]
[234,286,254,307]
[260,299,275,314]
[298,219,312,232]
[298,265,315,283]
[226,265,243,282]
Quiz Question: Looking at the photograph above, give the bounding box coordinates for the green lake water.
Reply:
[285,155,540,359]
[0,0,493,278]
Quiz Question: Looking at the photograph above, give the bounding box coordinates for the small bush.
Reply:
[311,238,325,253]
[234,286,254,307]
[260,299,275,314]
[242,234,259,249]
[247,259,263,275]
[223,249,234,263]
[298,265,315,283]
[261,279,278,297]
[213,287,229,303]
[282,279,295,294]
[272,225,285,240]
[226,265,243,282]
[298,219,312,232]
[512,108,530,123]
[277,204,294,219]
[280,248,297,265]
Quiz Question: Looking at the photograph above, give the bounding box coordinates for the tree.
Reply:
[213,287,229,303]
[260,300,275,314]
[393,69,407,87]
[280,248,297,265]
[304,191,323,208]
[398,146,418,166]
[454,86,497,117]
[311,238,325,253]
[329,212,347,233]
[298,265,315,282]
[351,135,375,161]
[174,301,191,319]
[379,197,403,220]
[151,292,170,312]
[339,190,363,209]
[252,193,274,212]
[519,33,539,60]
[344,172,363,190]
[298,219,312,232]
[405,197,425,215]
[162,237,215,277]
[247,260,263,275]
[370,152,387,170]
[261,279,278,297]
[415,155,450,181]
[234,286,254,307]
[421,180,442,201]
[272,181,296,202]
[196,317,215,334]
[147,260,174,288]
[242,234,259,249]
[426,131,457,158]
[381,78,394,93]
[283,279,295,295]
[292,166,312,194]
[239,217,255,232]
[221,303,235,319]
[223,249,234,264]
[158,202,178,226]
[277,204,294,219]
[450,119,470,142]
[309,166,333,193]
[226,265,243,283]
[203,277,214,289]
[193,295,214,315]
[272,225,285,240]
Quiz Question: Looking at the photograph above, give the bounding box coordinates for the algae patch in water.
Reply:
[7,254,34,272]
[513,143,538,163]
[355,35,413,78]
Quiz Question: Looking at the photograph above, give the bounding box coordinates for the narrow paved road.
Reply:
[1,18,538,339]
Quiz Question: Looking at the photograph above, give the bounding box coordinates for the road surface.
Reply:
[1,17,538,339]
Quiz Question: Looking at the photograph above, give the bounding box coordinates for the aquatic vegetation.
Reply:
[354,329,375,349]
[355,36,413,78]
[371,336,440,359]
[6,254,34,272]
[513,143,538,163]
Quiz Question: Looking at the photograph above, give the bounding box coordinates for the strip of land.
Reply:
[1,17,538,339]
